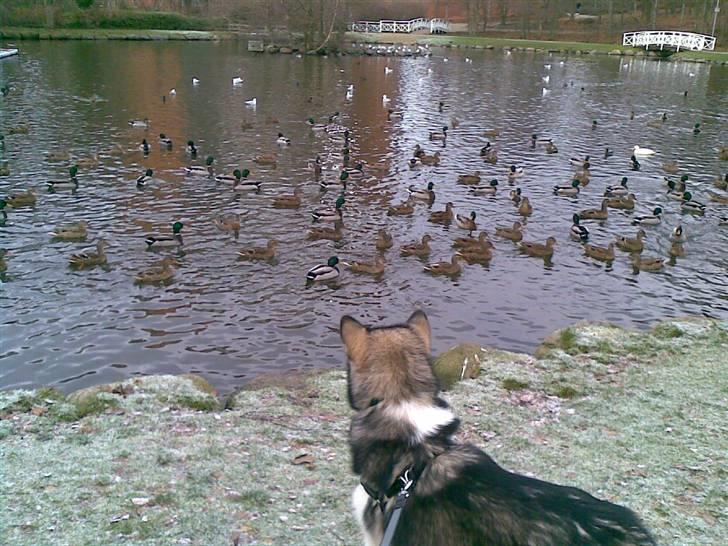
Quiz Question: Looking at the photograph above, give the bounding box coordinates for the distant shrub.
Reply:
[501,378,530,391]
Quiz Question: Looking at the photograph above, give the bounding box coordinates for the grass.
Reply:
[559,327,578,352]
[0,27,228,40]
[501,378,530,391]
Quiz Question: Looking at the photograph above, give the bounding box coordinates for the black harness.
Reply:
[361,466,419,546]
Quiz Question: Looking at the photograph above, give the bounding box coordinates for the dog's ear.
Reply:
[340,315,368,364]
[407,310,431,353]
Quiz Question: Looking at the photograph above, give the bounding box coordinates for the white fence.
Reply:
[349,18,449,34]
[622,31,716,52]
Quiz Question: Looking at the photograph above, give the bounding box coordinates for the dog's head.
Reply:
[340,310,439,411]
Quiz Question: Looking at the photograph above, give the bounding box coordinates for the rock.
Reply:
[279,47,293,54]
[609,49,623,55]
[265,45,280,54]
[432,344,483,389]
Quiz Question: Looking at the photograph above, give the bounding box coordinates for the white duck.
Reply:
[633,145,656,156]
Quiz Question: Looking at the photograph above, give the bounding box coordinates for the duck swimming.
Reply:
[408,182,435,202]
[311,196,345,222]
[583,241,615,262]
[272,188,303,209]
[136,169,154,187]
[455,211,477,232]
[578,200,608,220]
[387,200,414,216]
[429,202,454,224]
[518,196,533,216]
[145,221,184,249]
[308,224,343,242]
[238,240,277,261]
[47,165,79,192]
[400,234,432,257]
[570,214,589,241]
[135,256,177,284]
[615,229,646,253]
[470,179,498,196]
[553,180,580,196]
[344,256,385,276]
[495,221,523,242]
[69,239,108,268]
[604,177,629,197]
[375,229,393,250]
[277,132,291,146]
[629,155,641,171]
[424,255,463,277]
[632,207,663,226]
[680,192,705,215]
[306,256,340,282]
[518,236,556,258]
[50,220,88,241]
[185,156,214,177]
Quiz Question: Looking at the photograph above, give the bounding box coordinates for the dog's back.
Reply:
[341,311,657,546]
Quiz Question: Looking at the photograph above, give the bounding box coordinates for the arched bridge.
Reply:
[622,30,716,52]
[349,18,450,34]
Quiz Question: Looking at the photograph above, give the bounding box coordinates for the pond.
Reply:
[1,40,726,393]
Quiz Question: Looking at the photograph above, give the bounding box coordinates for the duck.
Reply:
[185,156,214,177]
[518,237,556,258]
[480,143,493,157]
[213,212,241,234]
[553,180,580,196]
[343,162,364,179]
[276,132,291,146]
[253,153,277,166]
[631,254,664,272]
[6,190,36,208]
[387,109,404,121]
[570,214,589,241]
[606,193,636,210]
[456,243,493,264]
[429,126,448,141]
[158,133,173,148]
[632,207,663,226]
[509,188,522,204]
[662,161,679,174]
[508,165,524,179]
[456,211,477,231]
[483,129,500,138]
[272,188,303,209]
[0,200,7,224]
[569,155,590,168]
[714,174,728,191]
[583,242,615,262]
[615,229,646,253]
[578,200,608,220]
[0,249,8,272]
[633,145,656,156]
[413,144,425,158]
[387,200,414,216]
[604,177,629,197]
[664,175,688,192]
[320,172,348,192]
[50,221,89,241]
[470,179,499,196]
[424,255,463,277]
[136,169,155,188]
[400,235,432,257]
[453,231,491,250]
[629,155,641,171]
[719,148,728,161]
[129,118,150,128]
[408,182,435,202]
[245,98,257,108]
[604,147,613,158]
[692,123,701,135]
[145,221,184,249]
[46,150,71,162]
[306,256,340,282]
[419,152,441,166]
[75,153,100,168]
[457,171,482,185]
[669,241,685,258]
[135,256,177,284]
[429,202,454,224]
[69,239,108,268]
[680,192,705,215]
[238,240,277,261]
[308,224,343,242]
[186,141,198,156]
[709,193,728,204]
[482,148,498,164]
[518,196,533,217]
[546,141,559,154]
[367,229,391,252]
[311,195,345,222]
[344,256,385,276]
[232,170,262,192]
[666,181,687,201]
[215,169,243,185]
[670,225,685,243]
[495,221,523,242]
[140,139,151,154]
[192,77,200,85]
[47,165,80,191]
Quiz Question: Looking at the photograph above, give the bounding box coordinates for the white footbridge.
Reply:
[622,31,716,52]
[349,18,450,34]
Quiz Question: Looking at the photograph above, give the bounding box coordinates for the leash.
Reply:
[379,468,415,546]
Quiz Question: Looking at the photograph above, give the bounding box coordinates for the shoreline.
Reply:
[1,317,726,545]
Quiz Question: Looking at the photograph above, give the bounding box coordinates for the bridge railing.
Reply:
[349,18,449,34]
[622,30,716,52]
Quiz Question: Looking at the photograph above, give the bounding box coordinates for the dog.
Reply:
[340,310,657,546]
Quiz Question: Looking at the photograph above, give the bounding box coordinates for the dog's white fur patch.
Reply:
[385,401,455,441]
[352,484,379,546]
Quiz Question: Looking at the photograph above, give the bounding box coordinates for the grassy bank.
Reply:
[0,27,231,41]
[1,317,726,545]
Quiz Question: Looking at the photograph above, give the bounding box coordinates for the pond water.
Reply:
[1,40,726,393]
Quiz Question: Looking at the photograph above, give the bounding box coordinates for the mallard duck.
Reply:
[632,207,663,226]
[413,144,425,158]
[238,240,277,261]
[570,214,589,241]
[662,161,679,174]
[6,190,36,208]
[692,123,701,135]
[0,199,7,224]
[631,254,664,271]
[429,126,448,141]
[321,172,348,192]
[276,132,291,146]
[400,234,432,257]
[456,244,493,264]
[629,155,641,171]
[50,221,88,241]
[680,192,705,215]
[480,143,493,156]
[584,242,615,262]
[719,147,728,161]
[666,181,687,201]
[158,133,173,148]
[344,256,385,276]
[578,200,608,220]
[387,109,404,121]
[604,147,614,158]
[0,249,9,272]
[306,256,340,282]
[495,221,523,242]
[518,196,533,217]
[9,124,30,135]
[213,212,241,233]
[615,229,646,253]
[419,152,441,166]
[633,145,656,156]
[714,174,728,191]
[307,117,329,131]
[343,163,364,179]
[569,155,590,168]
[387,200,414,216]
[553,180,580,196]
[408,182,435,202]
[254,153,277,166]
[669,241,685,258]
[375,229,393,250]
[308,223,343,242]
[606,193,636,210]
[545,141,559,154]
[470,179,499,196]
[519,237,556,258]
[573,170,590,186]
[429,202,454,224]
[216,169,242,185]
[186,141,198,156]
[312,196,345,222]
[664,174,688,190]
[452,231,490,250]
[482,149,498,164]
[47,165,79,191]
[129,118,150,128]
[185,156,214,177]
[670,225,685,242]
[232,170,261,192]
[136,169,154,187]
[46,149,71,162]
[145,221,183,249]
[135,256,177,284]
[272,188,303,209]
[483,129,500,138]
[508,165,524,179]
[510,188,522,203]
[424,255,463,277]
[457,171,481,185]
[604,177,629,197]
[709,193,728,204]
[456,211,477,231]
[69,239,108,267]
